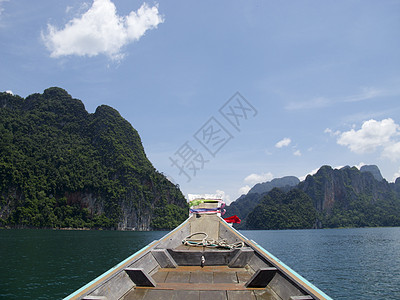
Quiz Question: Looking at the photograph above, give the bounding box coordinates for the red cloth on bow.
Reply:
[223,215,241,224]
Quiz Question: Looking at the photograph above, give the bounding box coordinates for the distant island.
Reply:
[0,87,187,230]
[226,165,400,229]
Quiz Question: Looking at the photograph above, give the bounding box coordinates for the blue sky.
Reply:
[1,0,400,203]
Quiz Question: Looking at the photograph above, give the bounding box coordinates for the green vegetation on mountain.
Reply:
[224,176,300,229]
[246,188,318,230]
[0,88,187,230]
[234,165,400,230]
[298,165,400,228]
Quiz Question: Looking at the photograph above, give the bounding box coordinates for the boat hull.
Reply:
[64,214,331,300]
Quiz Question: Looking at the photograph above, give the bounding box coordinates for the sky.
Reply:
[1,0,400,204]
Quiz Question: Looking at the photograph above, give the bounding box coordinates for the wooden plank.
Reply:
[268,272,304,300]
[167,249,204,266]
[290,296,314,300]
[227,290,256,300]
[165,271,191,283]
[245,268,277,288]
[128,252,159,275]
[204,250,240,265]
[190,271,213,283]
[143,289,175,300]
[175,290,200,300]
[156,220,191,250]
[168,249,239,266]
[159,266,245,273]
[175,244,202,251]
[190,214,219,240]
[199,290,227,300]
[213,272,238,284]
[253,288,281,300]
[68,215,331,300]
[144,282,246,291]
[228,248,254,268]
[237,271,252,284]
[151,271,168,283]
[219,222,246,245]
[90,270,134,300]
[151,249,178,268]
[248,252,272,271]
[121,288,147,300]
[125,268,156,287]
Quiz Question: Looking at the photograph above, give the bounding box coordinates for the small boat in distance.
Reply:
[64,196,332,300]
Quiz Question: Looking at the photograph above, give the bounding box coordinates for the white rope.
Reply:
[182,232,244,249]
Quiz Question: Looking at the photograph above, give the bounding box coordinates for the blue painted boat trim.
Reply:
[63,218,191,300]
[250,239,333,300]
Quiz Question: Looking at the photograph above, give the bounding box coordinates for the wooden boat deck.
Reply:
[122,266,278,300]
[68,214,331,300]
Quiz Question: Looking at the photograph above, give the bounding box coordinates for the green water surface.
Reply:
[0,229,166,299]
[2,227,400,299]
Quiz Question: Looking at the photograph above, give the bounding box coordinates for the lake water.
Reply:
[1,227,400,299]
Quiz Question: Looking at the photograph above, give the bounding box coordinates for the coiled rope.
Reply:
[182,232,244,250]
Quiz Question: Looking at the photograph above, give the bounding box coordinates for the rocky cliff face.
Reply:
[298,165,395,214]
[360,165,384,181]
[248,176,300,194]
[244,165,400,229]
[0,87,187,230]
[63,191,154,230]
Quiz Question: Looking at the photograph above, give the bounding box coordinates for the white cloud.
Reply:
[244,172,273,185]
[275,137,291,148]
[293,150,301,156]
[382,142,400,161]
[340,87,385,102]
[355,162,366,170]
[238,185,251,196]
[65,5,73,14]
[237,172,274,198]
[216,189,232,205]
[337,118,400,154]
[285,87,385,111]
[5,90,13,95]
[0,0,6,12]
[285,97,330,110]
[0,0,8,21]
[264,149,272,155]
[393,168,400,182]
[42,0,164,60]
[324,128,340,136]
[344,87,382,103]
[299,167,320,181]
[299,163,374,181]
